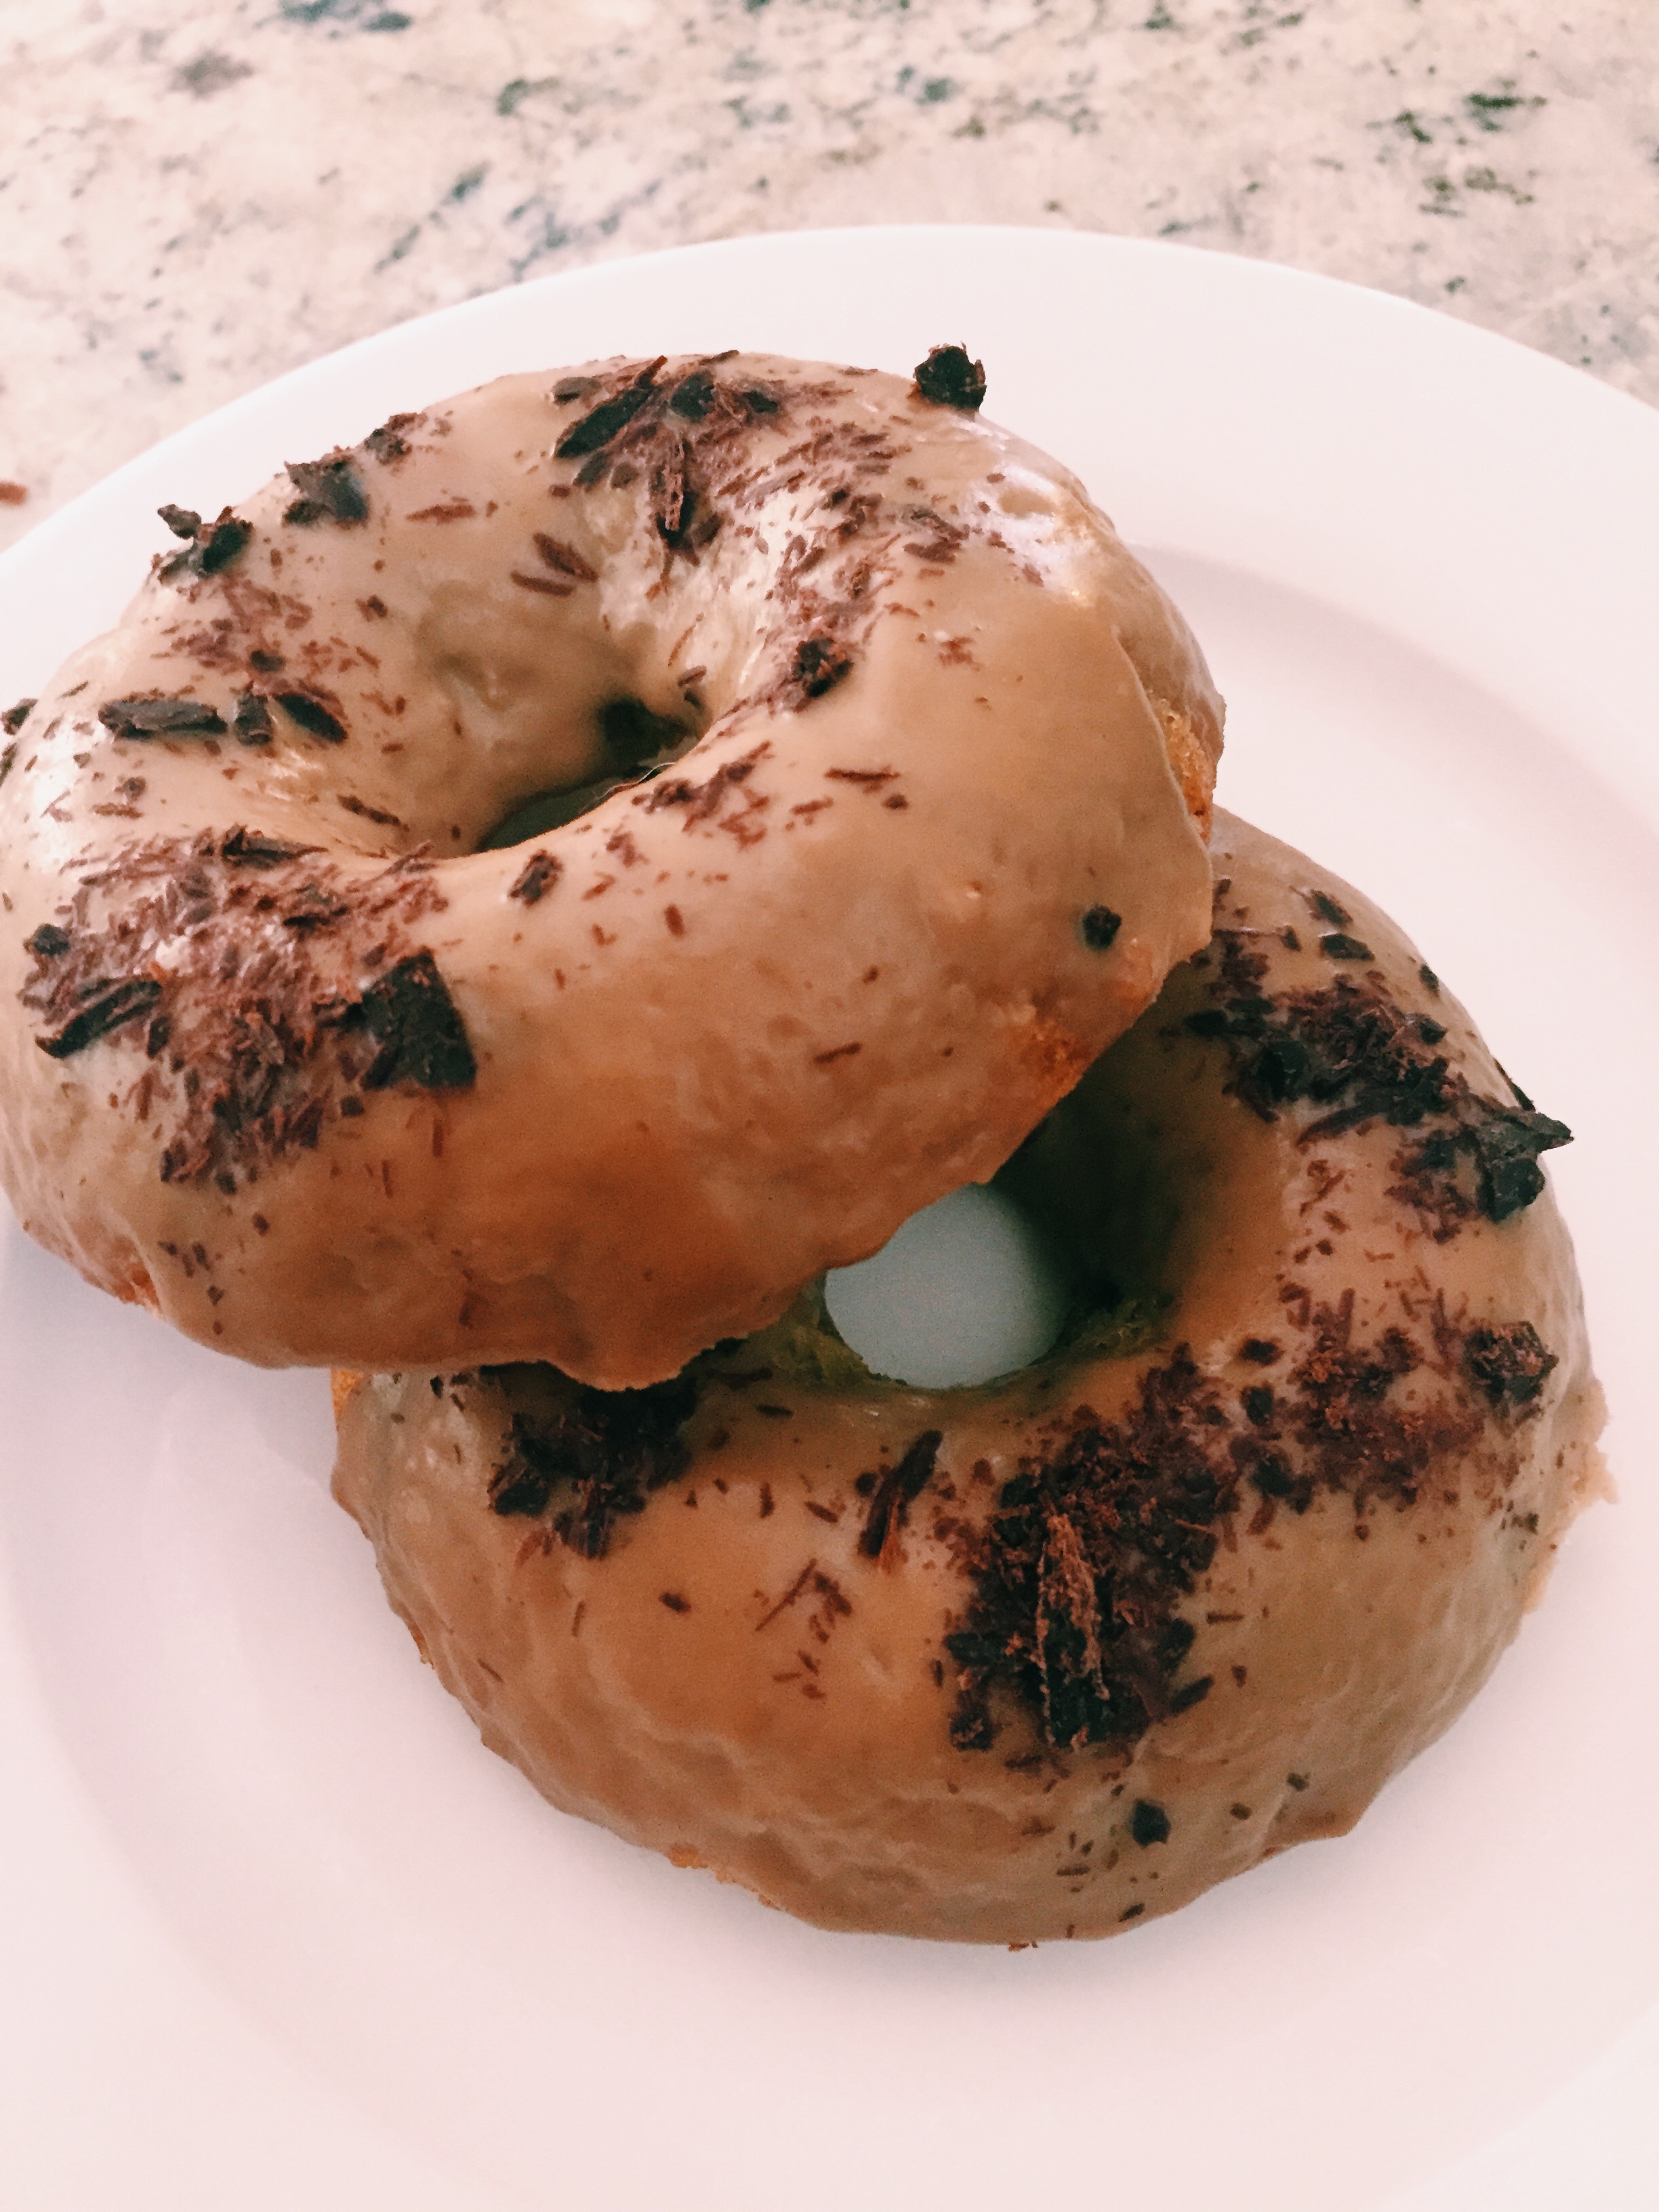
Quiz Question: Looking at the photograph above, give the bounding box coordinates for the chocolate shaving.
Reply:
[912,344,987,412]
[157,507,253,580]
[24,922,70,958]
[360,950,476,1091]
[945,1297,1492,1757]
[508,851,560,904]
[39,977,162,1059]
[532,532,598,582]
[232,693,273,746]
[220,826,317,868]
[283,453,369,527]
[787,634,854,703]
[858,1429,943,1558]
[554,359,666,460]
[363,412,422,465]
[2,698,36,737]
[1130,1799,1172,1847]
[487,1367,699,1557]
[99,696,227,739]
[1185,951,1568,1231]
[274,691,348,744]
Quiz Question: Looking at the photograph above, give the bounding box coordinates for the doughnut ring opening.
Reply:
[333,813,1605,1942]
[0,350,1221,1386]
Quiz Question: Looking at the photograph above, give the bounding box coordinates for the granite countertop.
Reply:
[1,0,1654,554]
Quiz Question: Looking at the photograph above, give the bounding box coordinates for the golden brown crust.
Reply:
[333,813,1604,1942]
[1,353,1220,1387]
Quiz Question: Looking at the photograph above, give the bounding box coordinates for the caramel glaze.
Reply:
[333,815,1605,1942]
[0,352,1220,1384]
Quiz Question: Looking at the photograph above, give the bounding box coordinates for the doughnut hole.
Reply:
[477,697,700,849]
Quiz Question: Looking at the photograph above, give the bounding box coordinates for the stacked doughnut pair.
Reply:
[0,348,1604,1942]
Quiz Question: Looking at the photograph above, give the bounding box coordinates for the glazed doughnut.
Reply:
[333,812,1605,1943]
[0,349,1221,1387]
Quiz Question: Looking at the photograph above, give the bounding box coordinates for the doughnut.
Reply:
[0,349,1221,1387]
[332,811,1605,1943]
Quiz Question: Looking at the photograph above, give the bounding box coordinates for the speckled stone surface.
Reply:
[1,0,1654,554]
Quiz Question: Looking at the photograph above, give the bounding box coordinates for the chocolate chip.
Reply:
[157,503,202,539]
[1,698,35,737]
[1319,933,1375,962]
[1080,905,1122,951]
[25,923,70,958]
[912,344,987,412]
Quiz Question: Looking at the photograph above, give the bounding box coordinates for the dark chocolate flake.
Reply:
[231,693,273,746]
[39,977,163,1059]
[554,360,665,460]
[274,691,348,744]
[220,825,316,868]
[100,695,227,739]
[790,634,855,701]
[1130,1799,1172,1847]
[157,503,201,540]
[360,950,476,1091]
[859,1429,943,1558]
[196,515,253,575]
[912,344,987,412]
[1080,905,1122,952]
[508,851,560,904]
[1319,932,1375,962]
[25,923,71,958]
[2,698,36,737]
[283,453,370,527]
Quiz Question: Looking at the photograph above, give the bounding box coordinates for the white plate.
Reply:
[1,228,1656,2212]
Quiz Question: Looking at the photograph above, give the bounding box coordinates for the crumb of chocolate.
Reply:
[1240,1338,1280,1364]
[1080,905,1122,951]
[912,345,987,412]
[158,504,201,540]
[2,698,36,737]
[659,1591,691,1614]
[1319,932,1374,962]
